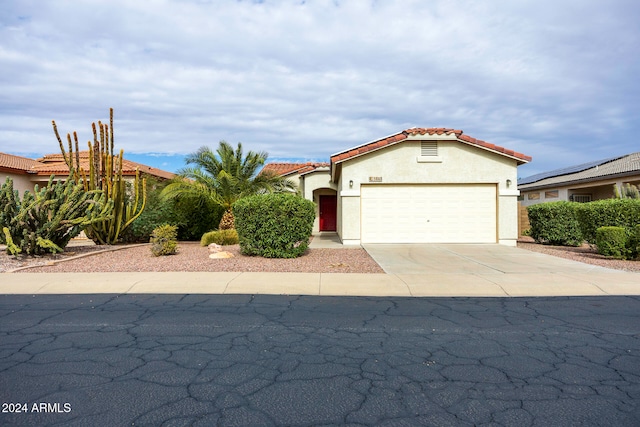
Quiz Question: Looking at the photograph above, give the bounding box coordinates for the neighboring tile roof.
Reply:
[35,151,175,180]
[262,162,330,176]
[0,152,44,173]
[518,152,640,190]
[330,128,532,164]
[2,151,174,180]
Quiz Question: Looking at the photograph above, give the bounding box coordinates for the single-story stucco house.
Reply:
[518,152,640,207]
[263,128,531,246]
[1,151,175,195]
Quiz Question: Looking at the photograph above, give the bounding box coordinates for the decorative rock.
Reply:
[209,251,234,259]
[208,243,222,253]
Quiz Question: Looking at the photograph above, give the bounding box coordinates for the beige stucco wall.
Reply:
[1,172,37,195]
[336,140,521,245]
[301,170,335,200]
[284,173,302,190]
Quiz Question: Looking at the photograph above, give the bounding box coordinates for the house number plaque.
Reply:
[368,176,383,182]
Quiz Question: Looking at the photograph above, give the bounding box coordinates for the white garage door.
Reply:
[361,184,497,243]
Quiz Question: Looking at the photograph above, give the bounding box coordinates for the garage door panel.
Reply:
[361,185,496,243]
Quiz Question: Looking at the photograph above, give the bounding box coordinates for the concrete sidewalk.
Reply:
[1,269,639,297]
[1,236,639,297]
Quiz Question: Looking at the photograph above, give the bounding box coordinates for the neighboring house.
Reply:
[518,152,640,207]
[0,152,46,195]
[264,128,531,246]
[1,151,175,195]
[261,162,331,192]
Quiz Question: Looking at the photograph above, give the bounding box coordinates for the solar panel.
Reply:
[518,155,625,185]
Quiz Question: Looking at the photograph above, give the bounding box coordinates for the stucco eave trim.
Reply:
[0,168,30,175]
[329,131,404,158]
[332,139,406,166]
[299,168,330,177]
[455,137,530,165]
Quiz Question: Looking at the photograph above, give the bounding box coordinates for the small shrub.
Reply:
[200,229,239,246]
[150,224,178,256]
[233,193,316,258]
[527,202,582,246]
[595,226,628,259]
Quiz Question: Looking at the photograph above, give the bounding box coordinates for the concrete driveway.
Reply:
[360,244,640,297]
[363,244,616,275]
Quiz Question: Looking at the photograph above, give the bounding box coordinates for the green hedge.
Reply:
[527,199,640,248]
[527,202,583,246]
[233,193,316,258]
[576,199,640,243]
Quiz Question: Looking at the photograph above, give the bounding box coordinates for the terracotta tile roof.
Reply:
[330,128,532,164]
[262,162,330,176]
[27,151,175,180]
[122,159,176,180]
[518,152,640,190]
[0,152,44,173]
[1,151,176,181]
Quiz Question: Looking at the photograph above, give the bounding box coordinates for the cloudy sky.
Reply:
[1,0,638,178]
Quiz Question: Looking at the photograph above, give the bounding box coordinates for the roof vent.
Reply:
[421,141,438,156]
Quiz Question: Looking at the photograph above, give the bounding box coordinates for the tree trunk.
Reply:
[219,209,235,230]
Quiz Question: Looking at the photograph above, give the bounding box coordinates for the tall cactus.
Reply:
[52,108,147,244]
[0,176,113,255]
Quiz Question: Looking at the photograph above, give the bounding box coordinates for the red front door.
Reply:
[319,195,337,231]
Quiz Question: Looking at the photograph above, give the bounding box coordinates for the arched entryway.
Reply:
[314,189,337,232]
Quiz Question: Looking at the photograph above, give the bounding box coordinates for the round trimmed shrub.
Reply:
[233,193,316,258]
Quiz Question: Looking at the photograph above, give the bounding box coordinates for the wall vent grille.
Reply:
[421,141,438,156]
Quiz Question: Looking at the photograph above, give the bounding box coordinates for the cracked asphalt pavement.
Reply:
[1,294,639,426]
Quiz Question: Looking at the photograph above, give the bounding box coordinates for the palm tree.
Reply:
[161,141,295,229]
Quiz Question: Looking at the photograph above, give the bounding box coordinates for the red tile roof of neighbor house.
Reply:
[34,151,176,180]
[261,162,330,176]
[330,128,532,164]
[0,152,45,173]
[1,151,175,180]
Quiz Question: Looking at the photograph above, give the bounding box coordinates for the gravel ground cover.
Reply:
[3,242,384,274]
[1,239,639,273]
[517,238,640,273]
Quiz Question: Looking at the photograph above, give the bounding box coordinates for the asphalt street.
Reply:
[1,294,639,426]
